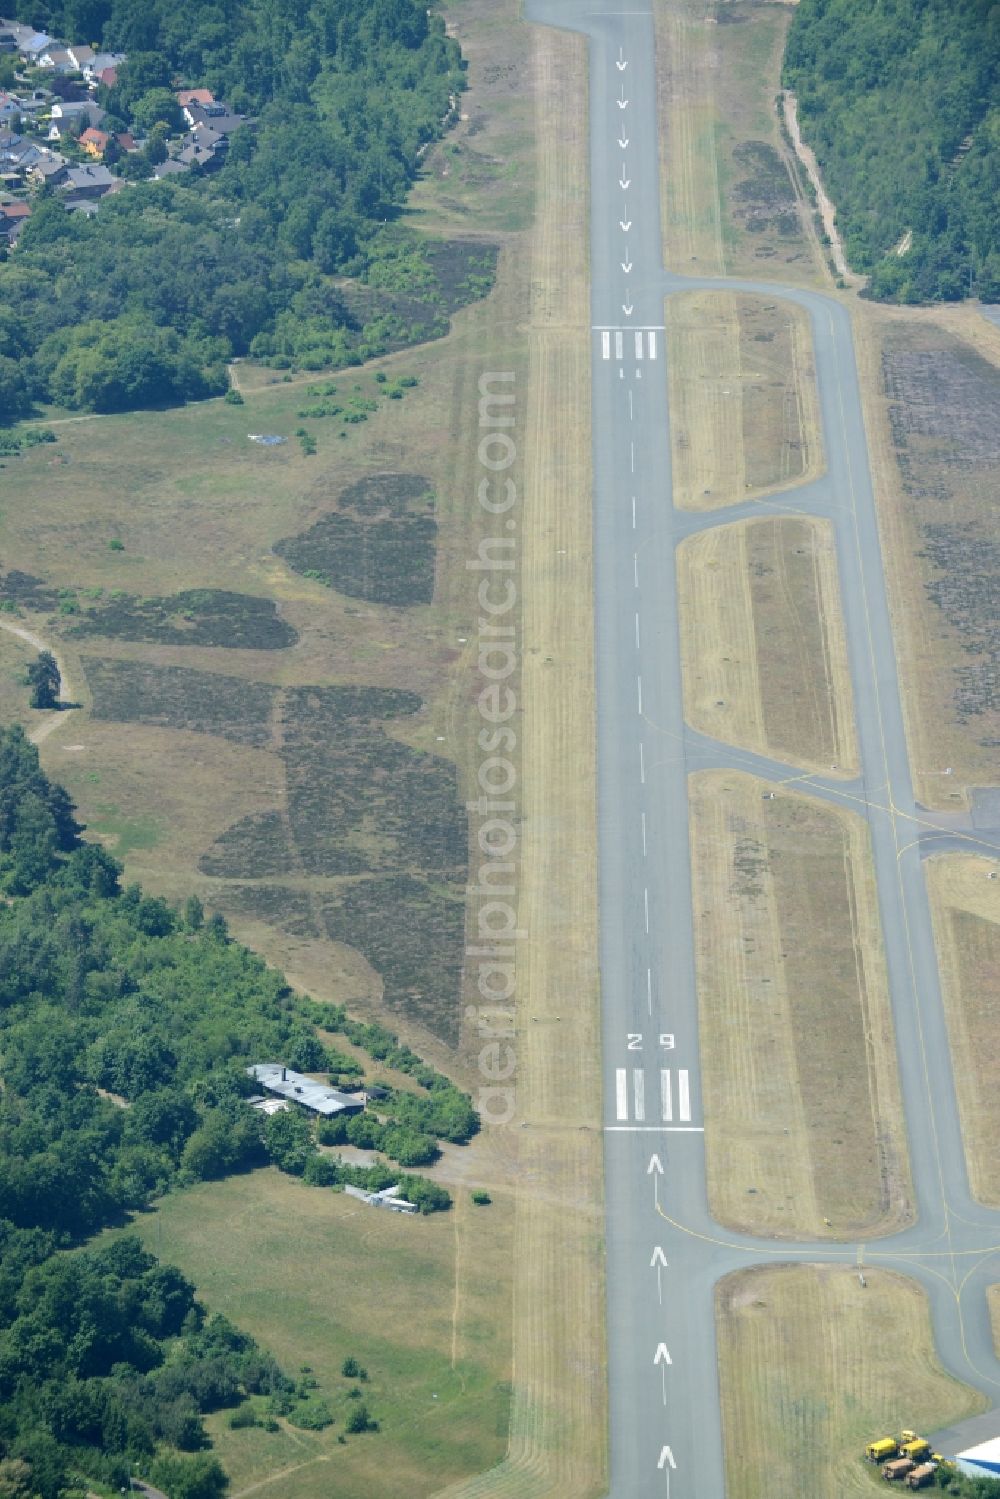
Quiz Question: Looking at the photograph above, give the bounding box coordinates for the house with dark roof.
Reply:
[58,162,114,198]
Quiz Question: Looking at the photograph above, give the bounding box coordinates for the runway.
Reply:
[524,1,1000,1494]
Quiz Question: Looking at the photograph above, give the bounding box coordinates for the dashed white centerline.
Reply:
[635,611,640,649]
[632,496,636,529]
[641,810,647,855]
[633,552,639,585]
[647,967,653,1015]
[637,675,642,714]
[639,741,645,784]
[644,886,649,933]
[630,440,635,473]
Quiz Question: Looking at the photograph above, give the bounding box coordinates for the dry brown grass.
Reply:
[717,1264,986,1499]
[653,0,825,282]
[677,516,857,775]
[667,292,824,510]
[925,853,1000,1207]
[689,770,912,1239]
[853,304,1000,810]
[440,16,606,1499]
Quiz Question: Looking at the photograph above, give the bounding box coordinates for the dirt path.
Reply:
[782,90,864,287]
[0,618,78,744]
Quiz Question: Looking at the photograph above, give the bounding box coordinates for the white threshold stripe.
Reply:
[615,1067,628,1121]
[633,1068,645,1122]
[678,1069,691,1123]
[660,1067,672,1122]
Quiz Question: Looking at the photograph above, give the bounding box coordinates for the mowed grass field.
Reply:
[717,1264,986,1499]
[104,1170,513,1499]
[653,0,825,282]
[666,292,823,510]
[677,516,857,775]
[689,771,912,1239]
[925,853,1000,1206]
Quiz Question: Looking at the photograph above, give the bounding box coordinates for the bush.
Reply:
[341,1357,360,1378]
[227,1405,258,1429]
[108,539,125,551]
[345,1403,377,1434]
[288,1399,332,1431]
[224,389,244,405]
[471,1190,491,1206]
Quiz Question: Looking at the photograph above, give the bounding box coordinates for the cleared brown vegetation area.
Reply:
[667,291,823,509]
[690,771,911,1239]
[854,307,1000,809]
[717,1264,986,1499]
[677,516,857,774]
[925,853,1000,1207]
[653,0,824,281]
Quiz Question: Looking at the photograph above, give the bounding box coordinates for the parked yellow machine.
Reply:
[867,1437,899,1463]
[901,1438,931,1463]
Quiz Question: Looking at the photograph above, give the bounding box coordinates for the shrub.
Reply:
[227,1406,258,1429]
[345,1403,377,1434]
[471,1190,491,1206]
[341,1357,360,1378]
[224,389,244,405]
[108,539,125,551]
[289,1399,332,1431]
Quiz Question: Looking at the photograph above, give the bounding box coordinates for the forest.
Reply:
[783,0,1000,303]
[0,723,472,1496]
[0,0,472,419]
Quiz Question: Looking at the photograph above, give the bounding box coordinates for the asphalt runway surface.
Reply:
[525,1,1000,1493]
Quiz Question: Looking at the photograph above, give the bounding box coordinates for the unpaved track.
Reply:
[525,0,1000,1494]
[0,619,77,743]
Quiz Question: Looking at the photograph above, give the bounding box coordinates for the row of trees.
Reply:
[0,0,470,419]
[783,0,1000,303]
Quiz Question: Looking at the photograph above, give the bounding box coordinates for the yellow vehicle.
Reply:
[901,1438,931,1462]
[867,1437,899,1463]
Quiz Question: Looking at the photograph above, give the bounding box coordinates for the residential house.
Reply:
[0,197,29,241]
[28,151,68,186]
[48,98,105,138]
[84,51,125,85]
[0,29,16,52]
[177,88,214,118]
[37,46,76,74]
[0,92,23,125]
[0,18,40,53]
[18,31,53,63]
[79,125,109,156]
[0,132,48,179]
[93,64,118,88]
[184,101,246,135]
[175,123,228,169]
[152,157,188,179]
[65,44,94,71]
[57,162,113,198]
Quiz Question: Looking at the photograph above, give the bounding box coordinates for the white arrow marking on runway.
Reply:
[623,300,634,316]
[654,1343,672,1366]
[618,136,629,149]
[617,48,627,70]
[622,258,632,273]
[618,92,628,110]
[647,1154,663,1175]
[620,216,632,231]
[620,174,631,190]
[651,1245,667,1303]
[658,1445,677,1470]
